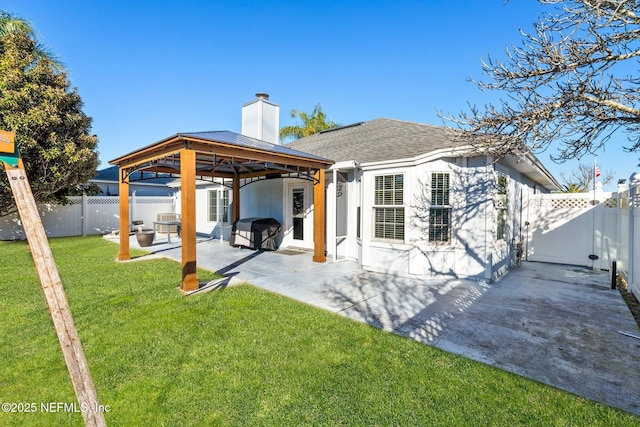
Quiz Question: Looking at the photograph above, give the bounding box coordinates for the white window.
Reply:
[208,189,230,223]
[429,172,451,243]
[373,174,404,241]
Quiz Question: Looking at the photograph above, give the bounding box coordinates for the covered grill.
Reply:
[230,217,281,251]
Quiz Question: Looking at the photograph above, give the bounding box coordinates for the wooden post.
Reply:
[313,168,326,263]
[232,175,240,224]
[4,164,107,427]
[180,149,199,291]
[118,168,130,261]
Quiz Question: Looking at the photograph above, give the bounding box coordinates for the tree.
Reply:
[279,104,337,143]
[0,30,99,217]
[560,162,614,192]
[0,11,62,70]
[562,183,587,193]
[444,1,640,163]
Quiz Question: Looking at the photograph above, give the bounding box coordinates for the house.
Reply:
[110,94,561,290]
[187,96,560,280]
[93,165,178,196]
[286,118,561,280]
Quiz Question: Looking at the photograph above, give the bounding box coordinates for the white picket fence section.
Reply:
[526,182,640,300]
[0,194,176,240]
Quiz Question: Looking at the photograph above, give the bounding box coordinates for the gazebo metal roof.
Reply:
[110,130,332,181]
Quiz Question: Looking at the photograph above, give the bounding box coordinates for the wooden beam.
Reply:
[185,140,329,170]
[313,168,326,263]
[109,141,185,167]
[180,149,199,292]
[118,169,130,261]
[4,164,107,427]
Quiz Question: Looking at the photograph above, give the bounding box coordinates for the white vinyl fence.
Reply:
[525,190,618,270]
[526,182,640,300]
[617,181,640,301]
[0,194,176,240]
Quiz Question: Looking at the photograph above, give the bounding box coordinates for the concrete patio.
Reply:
[113,234,640,416]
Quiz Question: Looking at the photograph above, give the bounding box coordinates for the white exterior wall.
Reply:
[240,179,285,222]
[359,164,412,275]
[183,183,233,240]
[191,177,315,249]
[357,158,492,279]
[185,156,549,281]
[351,155,542,280]
[486,160,544,279]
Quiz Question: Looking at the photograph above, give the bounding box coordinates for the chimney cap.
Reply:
[255,93,269,99]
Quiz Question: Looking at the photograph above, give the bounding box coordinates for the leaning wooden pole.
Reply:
[1,137,106,426]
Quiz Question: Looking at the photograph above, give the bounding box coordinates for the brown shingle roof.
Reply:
[285,118,458,163]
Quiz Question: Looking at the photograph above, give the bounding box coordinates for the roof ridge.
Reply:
[372,117,446,129]
[318,122,365,134]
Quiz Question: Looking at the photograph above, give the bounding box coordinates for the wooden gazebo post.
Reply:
[118,169,130,261]
[313,168,326,263]
[180,148,198,291]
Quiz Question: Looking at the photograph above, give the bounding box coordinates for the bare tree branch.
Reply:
[560,161,615,191]
[442,0,640,162]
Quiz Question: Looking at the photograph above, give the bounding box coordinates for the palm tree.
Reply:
[279,104,337,143]
[0,11,63,70]
[563,183,586,193]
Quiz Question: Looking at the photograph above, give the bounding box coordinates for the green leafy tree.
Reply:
[279,104,338,143]
[0,28,99,216]
[562,183,586,193]
[0,11,62,70]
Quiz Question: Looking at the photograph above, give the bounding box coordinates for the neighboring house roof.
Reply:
[286,118,458,164]
[94,165,176,185]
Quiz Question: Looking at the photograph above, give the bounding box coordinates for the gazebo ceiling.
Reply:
[109,131,333,181]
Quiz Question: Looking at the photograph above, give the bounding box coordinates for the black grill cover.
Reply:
[230,217,281,251]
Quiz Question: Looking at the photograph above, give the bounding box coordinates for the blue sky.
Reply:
[3,0,639,191]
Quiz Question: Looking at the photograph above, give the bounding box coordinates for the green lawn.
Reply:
[0,236,637,426]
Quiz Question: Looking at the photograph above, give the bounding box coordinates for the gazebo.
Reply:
[109,131,333,292]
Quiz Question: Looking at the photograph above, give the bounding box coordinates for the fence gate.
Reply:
[525,192,618,270]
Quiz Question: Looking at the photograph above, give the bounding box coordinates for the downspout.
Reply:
[333,167,338,263]
[484,156,493,280]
